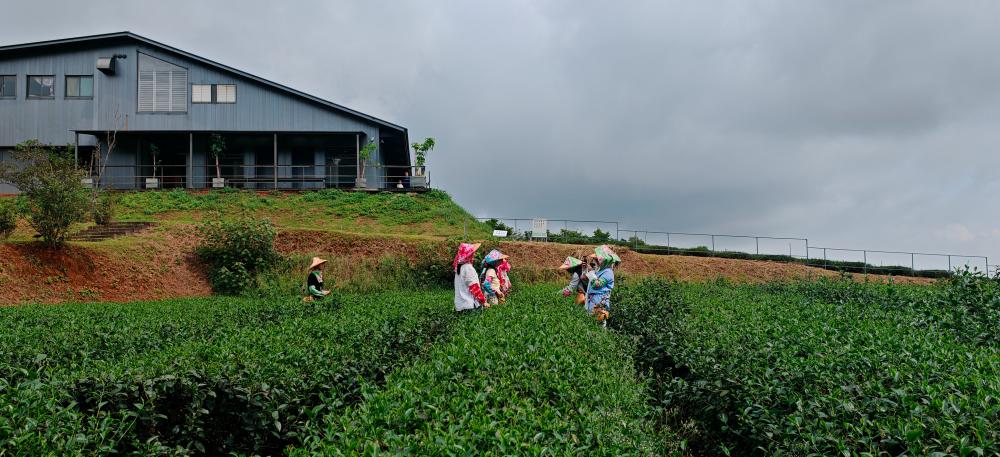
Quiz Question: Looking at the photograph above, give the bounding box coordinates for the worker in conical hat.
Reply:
[454,243,486,312]
[480,249,509,307]
[585,245,619,326]
[304,257,331,302]
[497,257,512,299]
[558,256,587,305]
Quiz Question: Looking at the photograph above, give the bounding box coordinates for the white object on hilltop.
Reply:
[531,219,548,240]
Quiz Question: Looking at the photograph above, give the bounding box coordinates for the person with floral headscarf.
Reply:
[558,256,587,305]
[480,249,509,306]
[454,242,486,312]
[497,258,512,298]
[585,245,620,326]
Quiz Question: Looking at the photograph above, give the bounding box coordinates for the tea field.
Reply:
[2,276,999,456]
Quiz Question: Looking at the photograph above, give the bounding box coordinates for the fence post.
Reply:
[805,239,809,261]
[755,237,759,255]
[911,253,915,276]
[711,235,715,256]
[666,232,670,249]
[615,222,619,242]
[823,248,827,269]
[948,255,952,273]
[863,251,867,275]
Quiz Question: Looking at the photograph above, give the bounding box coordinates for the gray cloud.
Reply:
[5,0,1000,268]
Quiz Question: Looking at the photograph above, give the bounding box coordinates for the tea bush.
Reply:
[0,290,458,455]
[196,211,277,294]
[294,285,675,456]
[611,278,1000,456]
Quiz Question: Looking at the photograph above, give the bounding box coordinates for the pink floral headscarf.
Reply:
[453,243,481,273]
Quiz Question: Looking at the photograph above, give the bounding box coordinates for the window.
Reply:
[27,75,55,98]
[192,84,212,103]
[65,75,94,98]
[192,84,236,104]
[215,84,236,103]
[137,53,187,112]
[0,75,15,98]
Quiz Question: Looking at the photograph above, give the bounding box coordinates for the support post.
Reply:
[863,251,867,275]
[824,248,827,269]
[188,133,193,189]
[74,132,79,164]
[755,237,759,255]
[355,133,360,180]
[805,239,809,260]
[911,253,915,275]
[711,235,715,254]
[273,133,278,189]
[948,255,952,273]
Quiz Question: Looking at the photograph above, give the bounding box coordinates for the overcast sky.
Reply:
[6,0,1000,269]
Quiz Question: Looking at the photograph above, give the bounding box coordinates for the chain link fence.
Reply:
[473,217,989,278]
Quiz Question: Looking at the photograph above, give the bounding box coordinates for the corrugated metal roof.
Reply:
[0,31,407,133]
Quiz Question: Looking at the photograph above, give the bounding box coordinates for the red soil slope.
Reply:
[1,227,932,306]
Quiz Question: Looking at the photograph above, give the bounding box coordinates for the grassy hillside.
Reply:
[0,188,490,242]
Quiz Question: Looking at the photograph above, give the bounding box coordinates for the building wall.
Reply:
[0,39,384,151]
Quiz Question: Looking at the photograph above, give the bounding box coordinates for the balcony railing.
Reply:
[83,164,430,191]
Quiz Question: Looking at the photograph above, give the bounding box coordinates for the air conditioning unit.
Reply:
[96,57,115,75]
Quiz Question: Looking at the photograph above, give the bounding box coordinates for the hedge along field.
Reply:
[610,276,1000,456]
[0,290,458,456]
[293,285,677,456]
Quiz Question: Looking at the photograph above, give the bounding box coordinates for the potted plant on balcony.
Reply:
[356,139,378,189]
[411,137,435,178]
[145,143,160,189]
[210,134,226,188]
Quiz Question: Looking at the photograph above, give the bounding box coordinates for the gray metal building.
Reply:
[0,32,420,193]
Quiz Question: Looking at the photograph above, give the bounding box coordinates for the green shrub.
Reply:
[196,212,277,295]
[0,199,18,239]
[295,286,673,456]
[612,278,1000,456]
[91,191,115,225]
[0,140,89,247]
[0,291,458,455]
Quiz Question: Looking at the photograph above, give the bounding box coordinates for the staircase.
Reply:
[68,221,156,242]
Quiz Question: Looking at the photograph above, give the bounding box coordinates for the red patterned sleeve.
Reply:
[469,283,486,304]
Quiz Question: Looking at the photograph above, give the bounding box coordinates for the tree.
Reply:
[411,137,436,169]
[210,134,226,180]
[0,140,89,248]
[357,139,378,184]
[149,143,161,180]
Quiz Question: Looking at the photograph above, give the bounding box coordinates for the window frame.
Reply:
[0,75,15,99]
[65,75,94,99]
[136,52,189,114]
[215,84,236,104]
[191,84,213,104]
[26,75,55,100]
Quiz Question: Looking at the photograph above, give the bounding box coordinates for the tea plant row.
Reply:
[611,276,1000,456]
[0,291,457,455]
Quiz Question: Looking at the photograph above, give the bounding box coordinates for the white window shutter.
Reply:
[138,71,156,112]
[137,53,188,112]
[170,71,187,111]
